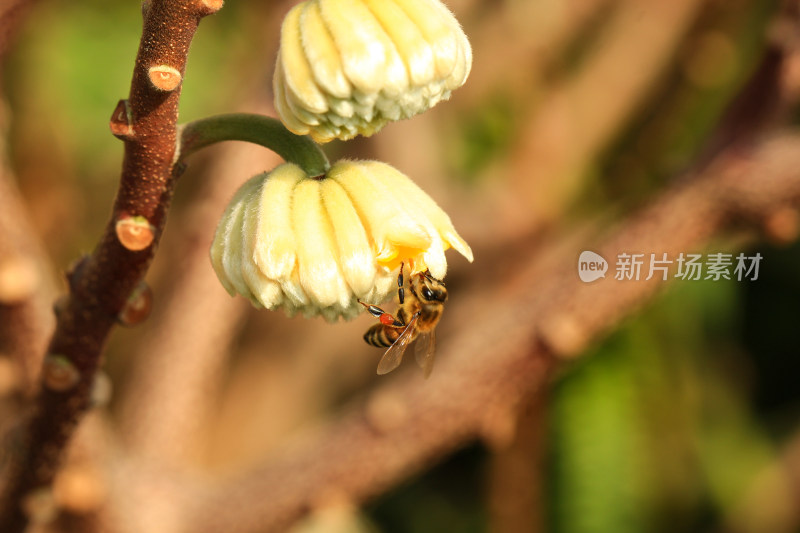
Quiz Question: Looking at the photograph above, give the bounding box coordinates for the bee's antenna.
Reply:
[422,269,445,285]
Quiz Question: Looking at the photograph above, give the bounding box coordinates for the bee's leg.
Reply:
[398,261,405,304]
[358,300,405,328]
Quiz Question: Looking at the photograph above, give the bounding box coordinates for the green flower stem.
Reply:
[178,113,330,176]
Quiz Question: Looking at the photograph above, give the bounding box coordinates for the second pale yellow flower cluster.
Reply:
[274,0,472,143]
[211,161,472,321]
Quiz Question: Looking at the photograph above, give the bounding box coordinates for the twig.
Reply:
[178,131,800,533]
[0,1,221,530]
[178,114,329,176]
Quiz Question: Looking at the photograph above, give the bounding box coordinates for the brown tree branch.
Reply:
[0,1,221,530]
[176,131,800,533]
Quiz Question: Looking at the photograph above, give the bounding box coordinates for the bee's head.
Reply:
[418,272,447,303]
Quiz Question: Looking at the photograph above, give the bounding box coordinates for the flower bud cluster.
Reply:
[274,0,472,142]
[211,161,472,321]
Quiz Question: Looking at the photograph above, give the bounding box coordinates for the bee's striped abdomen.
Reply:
[364,324,401,347]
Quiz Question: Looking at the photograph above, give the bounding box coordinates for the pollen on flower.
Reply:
[210,160,472,321]
[273,0,472,143]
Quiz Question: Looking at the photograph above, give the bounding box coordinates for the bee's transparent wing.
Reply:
[414,329,436,378]
[376,314,419,375]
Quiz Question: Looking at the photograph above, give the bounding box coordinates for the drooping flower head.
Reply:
[210,161,472,322]
[274,0,472,143]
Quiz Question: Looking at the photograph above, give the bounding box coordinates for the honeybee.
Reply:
[360,262,447,377]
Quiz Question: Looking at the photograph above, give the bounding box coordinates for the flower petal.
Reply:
[292,179,351,308]
[364,265,397,304]
[363,160,473,264]
[329,160,432,255]
[318,0,407,94]
[447,14,472,89]
[273,58,314,136]
[443,229,473,263]
[220,181,261,304]
[281,267,310,307]
[393,0,462,80]
[300,1,352,99]
[421,238,447,279]
[240,191,283,309]
[253,164,304,280]
[363,0,435,87]
[210,180,258,297]
[277,56,325,127]
[320,178,376,298]
[280,3,329,114]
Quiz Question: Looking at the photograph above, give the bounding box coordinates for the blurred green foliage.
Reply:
[6,0,244,172]
[550,275,763,533]
[368,445,487,533]
[598,0,777,206]
[451,93,519,182]
[3,0,255,258]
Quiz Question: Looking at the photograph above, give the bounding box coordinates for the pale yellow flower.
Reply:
[210,160,472,321]
[274,0,472,143]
